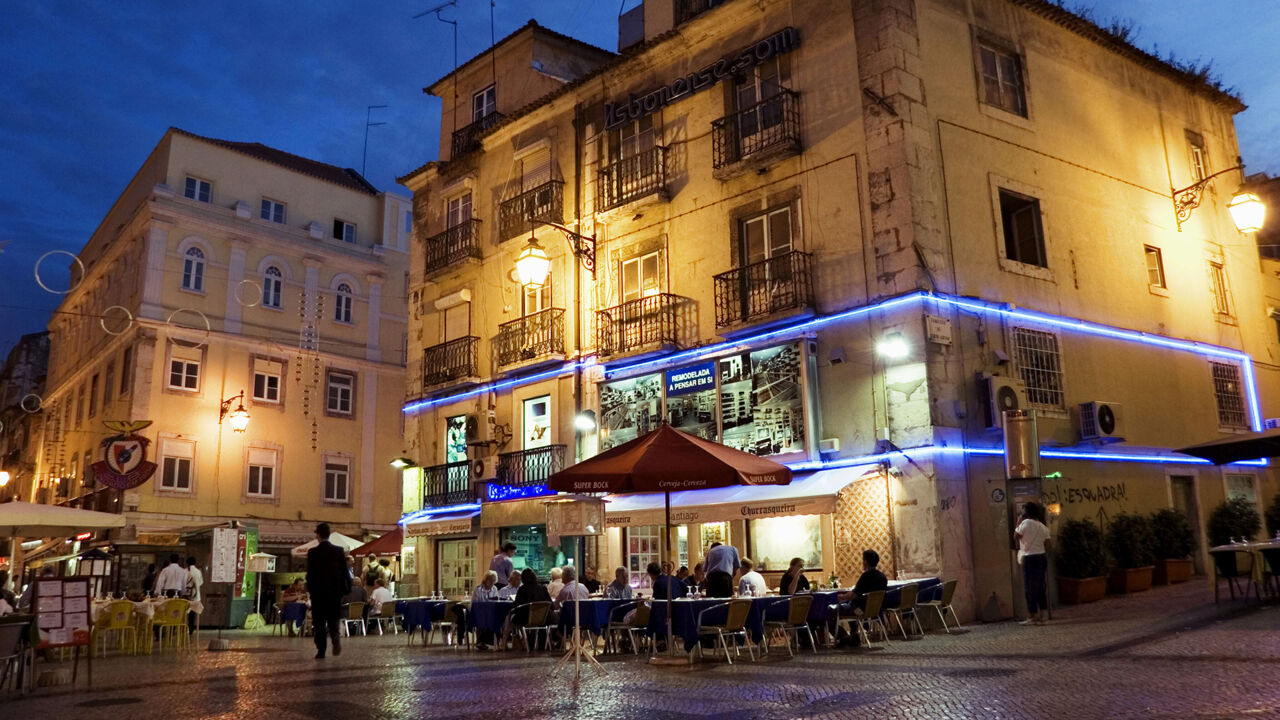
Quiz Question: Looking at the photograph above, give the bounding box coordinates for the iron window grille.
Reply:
[1012,327,1064,408]
[1210,361,1248,428]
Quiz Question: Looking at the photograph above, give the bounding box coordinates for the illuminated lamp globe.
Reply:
[574,410,597,432]
[389,457,416,469]
[1227,191,1266,234]
[515,239,551,288]
[0,470,9,487]
[227,403,251,433]
[876,332,909,359]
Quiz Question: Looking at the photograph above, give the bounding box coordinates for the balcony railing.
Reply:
[451,111,504,158]
[425,219,482,275]
[597,293,688,358]
[57,487,122,514]
[713,251,814,328]
[421,460,475,507]
[495,308,565,367]
[495,445,566,488]
[675,0,727,24]
[712,89,801,172]
[422,336,479,388]
[498,180,564,239]
[598,146,667,211]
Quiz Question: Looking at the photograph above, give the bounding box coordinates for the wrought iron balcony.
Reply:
[57,487,122,514]
[424,219,482,275]
[713,251,814,329]
[494,444,566,488]
[498,180,564,240]
[675,0,726,24]
[421,460,476,507]
[712,90,801,175]
[598,146,667,212]
[451,111,504,158]
[495,308,565,368]
[422,336,480,388]
[596,293,690,359]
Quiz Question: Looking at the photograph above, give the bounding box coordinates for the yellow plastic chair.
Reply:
[152,599,191,651]
[515,601,554,654]
[92,601,137,657]
[342,602,366,637]
[375,601,403,635]
[919,580,961,633]
[764,594,815,656]
[695,599,755,664]
[884,584,923,639]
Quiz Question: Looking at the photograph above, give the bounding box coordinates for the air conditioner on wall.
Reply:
[471,456,498,482]
[1079,401,1124,442]
[981,375,1027,431]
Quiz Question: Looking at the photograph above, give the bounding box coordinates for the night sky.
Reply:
[1,1,1277,357]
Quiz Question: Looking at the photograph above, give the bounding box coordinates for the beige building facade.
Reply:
[398,0,1278,617]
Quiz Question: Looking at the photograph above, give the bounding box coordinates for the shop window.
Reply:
[1224,473,1257,504]
[626,526,664,586]
[500,525,576,580]
[747,515,822,572]
[437,539,476,597]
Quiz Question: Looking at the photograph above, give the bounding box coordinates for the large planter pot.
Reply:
[1058,576,1107,604]
[1153,558,1193,585]
[1108,566,1154,594]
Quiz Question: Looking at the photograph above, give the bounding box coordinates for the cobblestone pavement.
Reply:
[6,581,1278,719]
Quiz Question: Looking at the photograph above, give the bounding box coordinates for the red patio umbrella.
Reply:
[547,424,791,658]
[350,527,404,558]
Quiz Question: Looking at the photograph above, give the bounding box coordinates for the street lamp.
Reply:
[515,238,551,288]
[876,332,909,359]
[1173,163,1268,233]
[218,391,250,433]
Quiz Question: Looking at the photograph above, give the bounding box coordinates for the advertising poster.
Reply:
[748,343,805,455]
[665,361,718,441]
[445,414,468,463]
[599,372,663,451]
[719,352,755,452]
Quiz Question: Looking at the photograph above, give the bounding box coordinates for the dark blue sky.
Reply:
[2,1,1277,356]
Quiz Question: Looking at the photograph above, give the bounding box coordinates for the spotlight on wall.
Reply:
[876,332,909,359]
[574,410,597,432]
[389,457,416,469]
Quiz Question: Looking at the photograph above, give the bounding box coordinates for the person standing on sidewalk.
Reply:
[704,541,740,598]
[1015,502,1052,625]
[306,523,351,659]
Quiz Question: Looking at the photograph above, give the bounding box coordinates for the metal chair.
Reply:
[764,594,816,656]
[430,601,469,649]
[92,601,137,656]
[695,599,755,664]
[152,599,190,651]
[374,601,402,635]
[604,601,640,654]
[341,602,366,637]
[0,616,34,696]
[919,580,961,633]
[1212,549,1259,602]
[515,601,555,654]
[884,584,923,639]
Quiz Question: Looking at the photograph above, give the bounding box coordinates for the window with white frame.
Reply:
[621,251,660,303]
[334,283,353,323]
[252,358,282,404]
[246,446,278,498]
[184,177,211,203]
[181,247,205,292]
[446,193,472,228]
[740,206,793,268]
[472,84,496,121]
[323,456,351,504]
[1210,361,1248,429]
[523,278,551,316]
[262,266,283,308]
[978,42,1027,117]
[1187,131,1207,183]
[1144,245,1166,289]
[260,198,286,224]
[333,219,356,243]
[1012,327,1064,408]
[159,437,195,492]
[326,370,355,416]
[1207,261,1231,316]
[167,344,201,392]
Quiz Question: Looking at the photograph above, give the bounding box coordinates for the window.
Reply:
[1012,327,1064,408]
[323,457,351,504]
[103,362,115,408]
[168,345,201,391]
[626,526,664,585]
[1224,473,1257,504]
[523,278,550,316]
[184,177,211,203]
[740,207,792,267]
[262,266,283,309]
[1210,361,1248,429]
[978,43,1027,116]
[260,198,286,224]
[1187,131,1207,182]
[89,374,99,417]
[1144,245,1166,289]
[621,251,660,303]
[734,58,785,137]
[472,84,496,121]
[326,370,354,416]
[523,395,551,449]
[181,247,205,291]
[159,437,195,492]
[334,283,353,323]
[333,219,356,243]
[748,515,822,571]
[246,447,278,498]
[252,358,282,404]
[608,115,655,161]
[999,189,1047,268]
[1207,261,1231,316]
[446,193,472,228]
[120,346,132,395]
[76,384,85,425]
[404,209,412,233]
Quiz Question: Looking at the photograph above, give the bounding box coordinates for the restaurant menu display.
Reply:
[35,578,91,647]
[211,527,238,583]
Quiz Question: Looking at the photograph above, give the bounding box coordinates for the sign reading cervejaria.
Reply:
[604,26,800,129]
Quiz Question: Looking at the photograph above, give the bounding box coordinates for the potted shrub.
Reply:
[1207,497,1262,547]
[1055,519,1107,604]
[1150,509,1195,585]
[1265,493,1280,539]
[1105,513,1156,593]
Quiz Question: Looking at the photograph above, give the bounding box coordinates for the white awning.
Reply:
[405,510,480,538]
[602,466,867,527]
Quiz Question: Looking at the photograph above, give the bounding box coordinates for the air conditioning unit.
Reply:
[1265,418,1280,430]
[1079,401,1124,442]
[471,456,498,482]
[981,375,1027,430]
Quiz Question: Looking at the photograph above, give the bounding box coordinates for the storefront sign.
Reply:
[405,515,477,537]
[605,26,800,129]
[665,362,716,397]
[91,420,158,490]
[137,532,180,546]
[605,495,835,527]
[486,482,555,502]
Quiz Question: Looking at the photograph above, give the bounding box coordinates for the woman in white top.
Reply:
[546,566,565,599]
[1014,502,1052,625]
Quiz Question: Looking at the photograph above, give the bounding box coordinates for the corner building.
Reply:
[399,0,1279,617]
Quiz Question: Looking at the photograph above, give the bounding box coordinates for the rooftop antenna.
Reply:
[415,1,459,155]
[362,104,388,177]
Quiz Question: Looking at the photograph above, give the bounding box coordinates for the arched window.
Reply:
[334,283,353,324]
[262,266,283,308]
[182,247,205,292]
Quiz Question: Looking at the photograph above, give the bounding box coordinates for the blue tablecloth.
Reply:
[764,578,941,624]
[281,602,307,628]
[558,598,630,635]
[468,601,514,634]
[647,597,770,653]
[885,578,941,607]
[395,599,450,634]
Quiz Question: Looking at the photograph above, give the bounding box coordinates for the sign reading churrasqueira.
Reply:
[604,27,800,129]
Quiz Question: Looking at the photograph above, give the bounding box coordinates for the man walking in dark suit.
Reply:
[306,523,351,659]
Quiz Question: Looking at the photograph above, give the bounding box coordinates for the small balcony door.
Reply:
[620,251,661,348]
[734,59,784,149]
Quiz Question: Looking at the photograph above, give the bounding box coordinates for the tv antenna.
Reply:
[414,1,459,144]
[362,104,388,177]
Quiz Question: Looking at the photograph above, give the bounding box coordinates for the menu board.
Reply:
[211,527,238,583]
[35,579,91,647]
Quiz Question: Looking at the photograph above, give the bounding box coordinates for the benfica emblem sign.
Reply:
[91,420,158,490]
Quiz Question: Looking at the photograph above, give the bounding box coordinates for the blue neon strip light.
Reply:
[398,502,482,526]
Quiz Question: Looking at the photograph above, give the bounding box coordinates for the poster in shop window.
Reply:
[720,343,804,456]
[599,373,663,451]
[665,361,718,442]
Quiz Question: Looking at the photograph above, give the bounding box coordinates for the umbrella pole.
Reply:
[666,491,674,656]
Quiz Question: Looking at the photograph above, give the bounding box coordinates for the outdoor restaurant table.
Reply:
[1209,541,1280,591]
[647,596,771,653]
[468,600,514,635]
[558,598,628,635]
[91,597,205,620]
[281,601,308,629]
[395,599,450,634]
